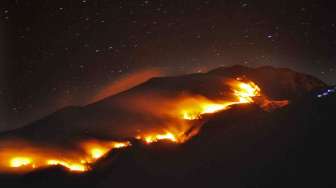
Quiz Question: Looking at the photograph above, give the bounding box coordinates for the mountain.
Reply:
[0,65,334,188]
[1,66,326,142]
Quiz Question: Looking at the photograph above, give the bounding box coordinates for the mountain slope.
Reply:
[1,66,326,142]
[0,65,334,188]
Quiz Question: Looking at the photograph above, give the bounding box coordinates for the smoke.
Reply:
[0,67,291,173]
[90,68,166,104]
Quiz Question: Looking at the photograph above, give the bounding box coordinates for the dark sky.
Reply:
[0,0,336,131]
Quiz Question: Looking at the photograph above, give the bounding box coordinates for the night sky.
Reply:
[0,0,336,131]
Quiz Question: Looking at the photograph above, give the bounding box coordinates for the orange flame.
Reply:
[135,80,262,143]
[0,78,286,174]
[0,140,131,173]
[178,79,261,120]
[81,140,131,160]
[138,132,179,144]
[179,99,234,120]
[233,81,261,103]
[9,157,33,168]
[46,159,87,172]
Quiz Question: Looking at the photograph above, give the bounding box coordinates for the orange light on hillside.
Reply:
[0,140,131,173]
[112,142,130,148]
[233,81,261,103]
[47,159,87,172]
[0,78,281,175]
[179,80,261,120]
[9,157,33,168]
[82,140,131,160]
[139,132,179,144]
[90,148,107,159]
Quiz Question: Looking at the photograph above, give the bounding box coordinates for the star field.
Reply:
[0,0,336,130]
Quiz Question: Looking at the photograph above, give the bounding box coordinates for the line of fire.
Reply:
[0,78,288,173]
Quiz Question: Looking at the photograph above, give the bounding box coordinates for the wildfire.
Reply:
[9,157,33,168]
[90,148,107,159]
[47,160,87,172]
[140,132,179,144]
[0,78,285,175]
[112,142,130,148]
[179,79,261,120]
[135,79,263,144]
[6,155,88,172]
[82,140,131,160]
[181,101,233,120]
[0,140,131,173]
[233,81,261,103]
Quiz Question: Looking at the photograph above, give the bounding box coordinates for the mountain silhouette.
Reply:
[0,65,334,188]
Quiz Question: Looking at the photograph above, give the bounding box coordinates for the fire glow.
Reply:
[47,160,87,172]
[138,132,179,144]
[82,140,131,160]
[0,140,131,173]
[179,79,261,120]
[9,157,33,168]
[0,78,286,173]
[136,79,263,143]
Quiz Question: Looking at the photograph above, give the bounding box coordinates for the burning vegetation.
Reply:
[0,140,131,173]
[178,79,261,120]
[0,78,288,173]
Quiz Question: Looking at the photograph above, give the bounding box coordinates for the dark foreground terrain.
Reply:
[0,66,335,188]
